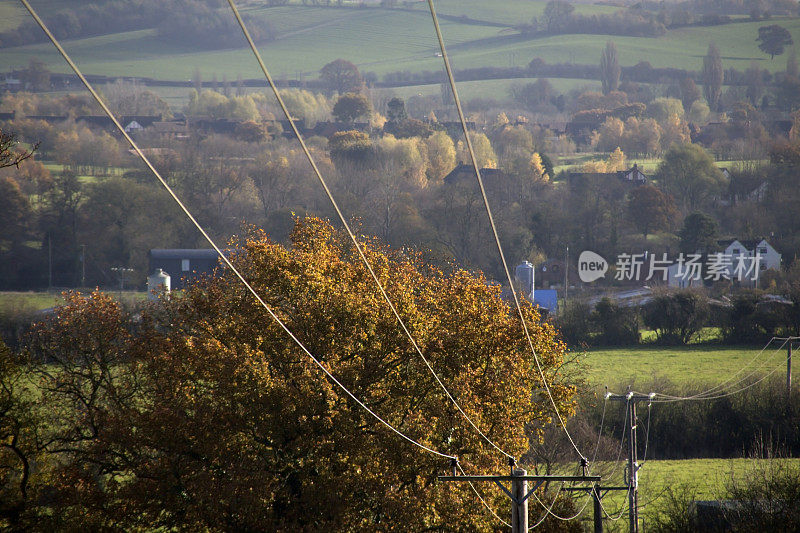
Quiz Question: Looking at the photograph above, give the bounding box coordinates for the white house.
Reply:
[667,262,703,289]
[666,239,781,288]
[124,120,144,134]
[721,238,781,272]
[616,163,648,184]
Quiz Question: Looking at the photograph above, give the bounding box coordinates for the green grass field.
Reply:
[1,2,798,86]
[579,458,800,529]
[0,291,148,314]
[578,344,799,389]
[0,291,64,313]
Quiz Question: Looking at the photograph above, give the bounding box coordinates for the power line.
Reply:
[528,484,566,529]
[225,0,514,463]
[18,0,456,463]
[532,490,593,522]
[425,0,586,464]
[636,337,795,403]
[457,463,511,528]
[646,336,792,402]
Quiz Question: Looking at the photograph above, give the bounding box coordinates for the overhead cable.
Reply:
[19,0,456,462]
[425,0,586,463]
[226,0,514,462]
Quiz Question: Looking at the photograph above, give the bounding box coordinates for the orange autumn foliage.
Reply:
[13,217,578,531]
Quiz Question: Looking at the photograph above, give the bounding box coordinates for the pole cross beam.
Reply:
[438,474,602,532]
[492,478,544,506]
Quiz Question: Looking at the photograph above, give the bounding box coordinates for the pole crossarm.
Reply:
[438,475,601,482]
[563,485,629,492]
[606,393,655,402]
[439,475,601,506]
[440,471,601,530]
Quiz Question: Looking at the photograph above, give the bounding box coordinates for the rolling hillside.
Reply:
[1,0,799,85]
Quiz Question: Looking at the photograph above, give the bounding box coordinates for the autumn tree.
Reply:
[319,58,363,95]
[16,219,578,531]
[332,92,371,122]
[457,132,497,168]
[679,212,719,253]
[386,97,407,122]
[746,62,765,105]
[20,58,50,92]
[756,24,793,59]
[655,143,726,212]
[702,43,723,111]
[0,342,43,530]
[103,79,172,118]
[787,47,799,77]
[647,97,684,122]
[425,130,456,182]
[600,41,621,94]
[234,120,269,143]
[0,177,32,247]
[627,184,678,238]
[679,77,701,113]
[0,128,38,170]
[542,0,574,32]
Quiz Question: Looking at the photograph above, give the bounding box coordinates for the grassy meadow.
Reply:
[0,291,147,314]
[578,343,798,388]
[575,458,800,529]
[1,1,799,88]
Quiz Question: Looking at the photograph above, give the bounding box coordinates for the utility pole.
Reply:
[511,467,528,531]
[439,459,600,533]
[626,398,638,533]
[80,244,86,287]
[592,484,603,533]
[564,245,569,303]
[606,391,654,533]
[48,232,53,290]
[110,267,134,291]
[788,343,793,399]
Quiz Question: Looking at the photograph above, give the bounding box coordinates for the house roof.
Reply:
[568,165,647,183]
[149,249,221,260]
[533,289,558,313]
[443,163,505,185]
[151,121,188,133]
[718,238,768,250]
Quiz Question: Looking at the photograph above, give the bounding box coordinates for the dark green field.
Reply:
[1,1,799,88]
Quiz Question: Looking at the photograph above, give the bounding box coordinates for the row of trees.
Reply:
[522,1,667,37]
[559,279,800,347]
[0,112,793,291]
[4,63,800,289]
[0,0,273,49]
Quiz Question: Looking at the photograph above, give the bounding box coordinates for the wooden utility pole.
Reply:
[564,245,569,302]
[511,468,528,532]
[80,244,86,287]
[606,392,654,533]
[592,484,603,533]
[439,465,600,533]
[626,398,639,533]
[788,343,793,398]
[48,233,52,290]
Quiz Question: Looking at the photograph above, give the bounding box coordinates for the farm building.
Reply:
[148,249,222,289]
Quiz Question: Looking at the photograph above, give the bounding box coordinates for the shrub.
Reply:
[643,290,709,344]
[592,297,640,345]
[555,299,593,347]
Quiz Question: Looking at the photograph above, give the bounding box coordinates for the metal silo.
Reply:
[515,261,535,301]
[147,268,171,300]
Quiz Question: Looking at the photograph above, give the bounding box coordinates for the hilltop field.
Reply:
[1,0,799,90]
